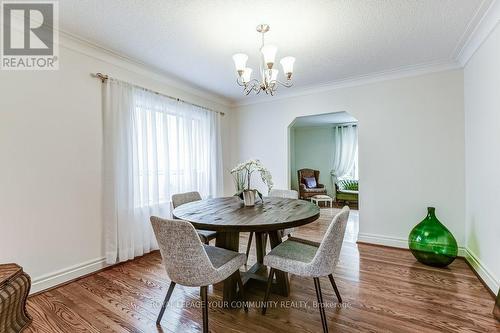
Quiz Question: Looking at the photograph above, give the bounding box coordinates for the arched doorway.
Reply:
[287,111,359,242]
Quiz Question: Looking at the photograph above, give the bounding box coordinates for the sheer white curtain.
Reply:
[103,79,223,264]
[331,124,358,188]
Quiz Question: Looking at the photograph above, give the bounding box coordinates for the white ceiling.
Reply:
[292,112,357,128]
[58,0,492,104]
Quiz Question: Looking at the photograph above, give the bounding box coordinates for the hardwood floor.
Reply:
[26,208,499,332]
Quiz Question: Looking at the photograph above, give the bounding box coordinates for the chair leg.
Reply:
[328,274,342,303]
[262,268,275,315]
[156,281,176,325]
[200,286,209,333]
[245,232,253,264]
[235,270,248,312]
[313,277,329,333]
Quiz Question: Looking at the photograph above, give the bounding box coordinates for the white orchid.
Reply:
[230,159,273,201]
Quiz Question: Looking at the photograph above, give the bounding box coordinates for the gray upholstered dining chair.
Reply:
[261,206,350,333]
[268,189,299,199]
[245,189,299,262]
[150,216,248,333]
[172,191,217,244]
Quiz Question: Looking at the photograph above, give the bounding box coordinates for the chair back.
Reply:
[310,206,350,276]
[172,191,202,209]
[150,216,215,286]
[269,189,299,199]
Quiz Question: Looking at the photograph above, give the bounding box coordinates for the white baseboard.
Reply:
[357,233,499,294]
[357,232,409,249]
[30,257,107,294]
[463,248,499,294]
[357,233,467,259]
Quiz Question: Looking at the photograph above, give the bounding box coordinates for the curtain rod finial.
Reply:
[93,72,109,83]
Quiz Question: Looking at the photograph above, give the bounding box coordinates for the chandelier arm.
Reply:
[272,84,278,92]
[248,79,261,86]
[273,80,294,88]
[243,83,252,95]
[242,80,261,95]
[238,77,260,89]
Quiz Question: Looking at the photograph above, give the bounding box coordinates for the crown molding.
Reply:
[457,0,500,66]
[450,0,494,61]
[235,60,461,107]
[51,0,499,109]
[56,30,235,109]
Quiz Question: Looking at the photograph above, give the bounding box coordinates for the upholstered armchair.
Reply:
[297,169,327,199]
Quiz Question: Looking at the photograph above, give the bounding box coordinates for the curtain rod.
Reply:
[293,122,357,129]
[91,72,224,116]
[333,122,357,127]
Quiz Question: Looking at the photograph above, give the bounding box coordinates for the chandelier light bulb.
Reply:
[232,53,248,74]
[280,56,295,79]
[242,67,252,83]
[261,45,277,68]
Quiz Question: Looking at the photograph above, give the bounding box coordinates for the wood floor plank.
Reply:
[25,208,499,333]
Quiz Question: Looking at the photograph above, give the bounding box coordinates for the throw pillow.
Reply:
[304,177,317,188]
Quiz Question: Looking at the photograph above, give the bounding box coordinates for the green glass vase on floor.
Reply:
[408,207,458,267]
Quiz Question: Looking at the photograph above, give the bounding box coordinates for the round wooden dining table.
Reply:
[172,196,320,305]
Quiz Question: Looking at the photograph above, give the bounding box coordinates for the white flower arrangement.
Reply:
[231,159,273,201]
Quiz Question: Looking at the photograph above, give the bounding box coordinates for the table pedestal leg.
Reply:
[255,232,267,265]
[215,232,240,305]
[216,230,290,303]
[268,230,290,297]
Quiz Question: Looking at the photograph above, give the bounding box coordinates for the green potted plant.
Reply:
[231,159,273,206]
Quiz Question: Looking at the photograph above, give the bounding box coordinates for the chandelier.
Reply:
[232,24,295,96]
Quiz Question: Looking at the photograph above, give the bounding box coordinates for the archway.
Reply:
[287,111,359,242]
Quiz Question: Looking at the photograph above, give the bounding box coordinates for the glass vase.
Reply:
[408,207,458,267]
[242,189,256,207]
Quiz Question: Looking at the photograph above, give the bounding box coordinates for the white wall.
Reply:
[233,70,465,249]
[0,36,232,293]
[464,22,500,293]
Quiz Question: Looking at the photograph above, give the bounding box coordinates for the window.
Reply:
[102,80,222,263]
[132,90,220,208]
[343,147,358,180]
[332,124,358,181]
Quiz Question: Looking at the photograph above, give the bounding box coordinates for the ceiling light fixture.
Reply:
[232,24,295,96]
